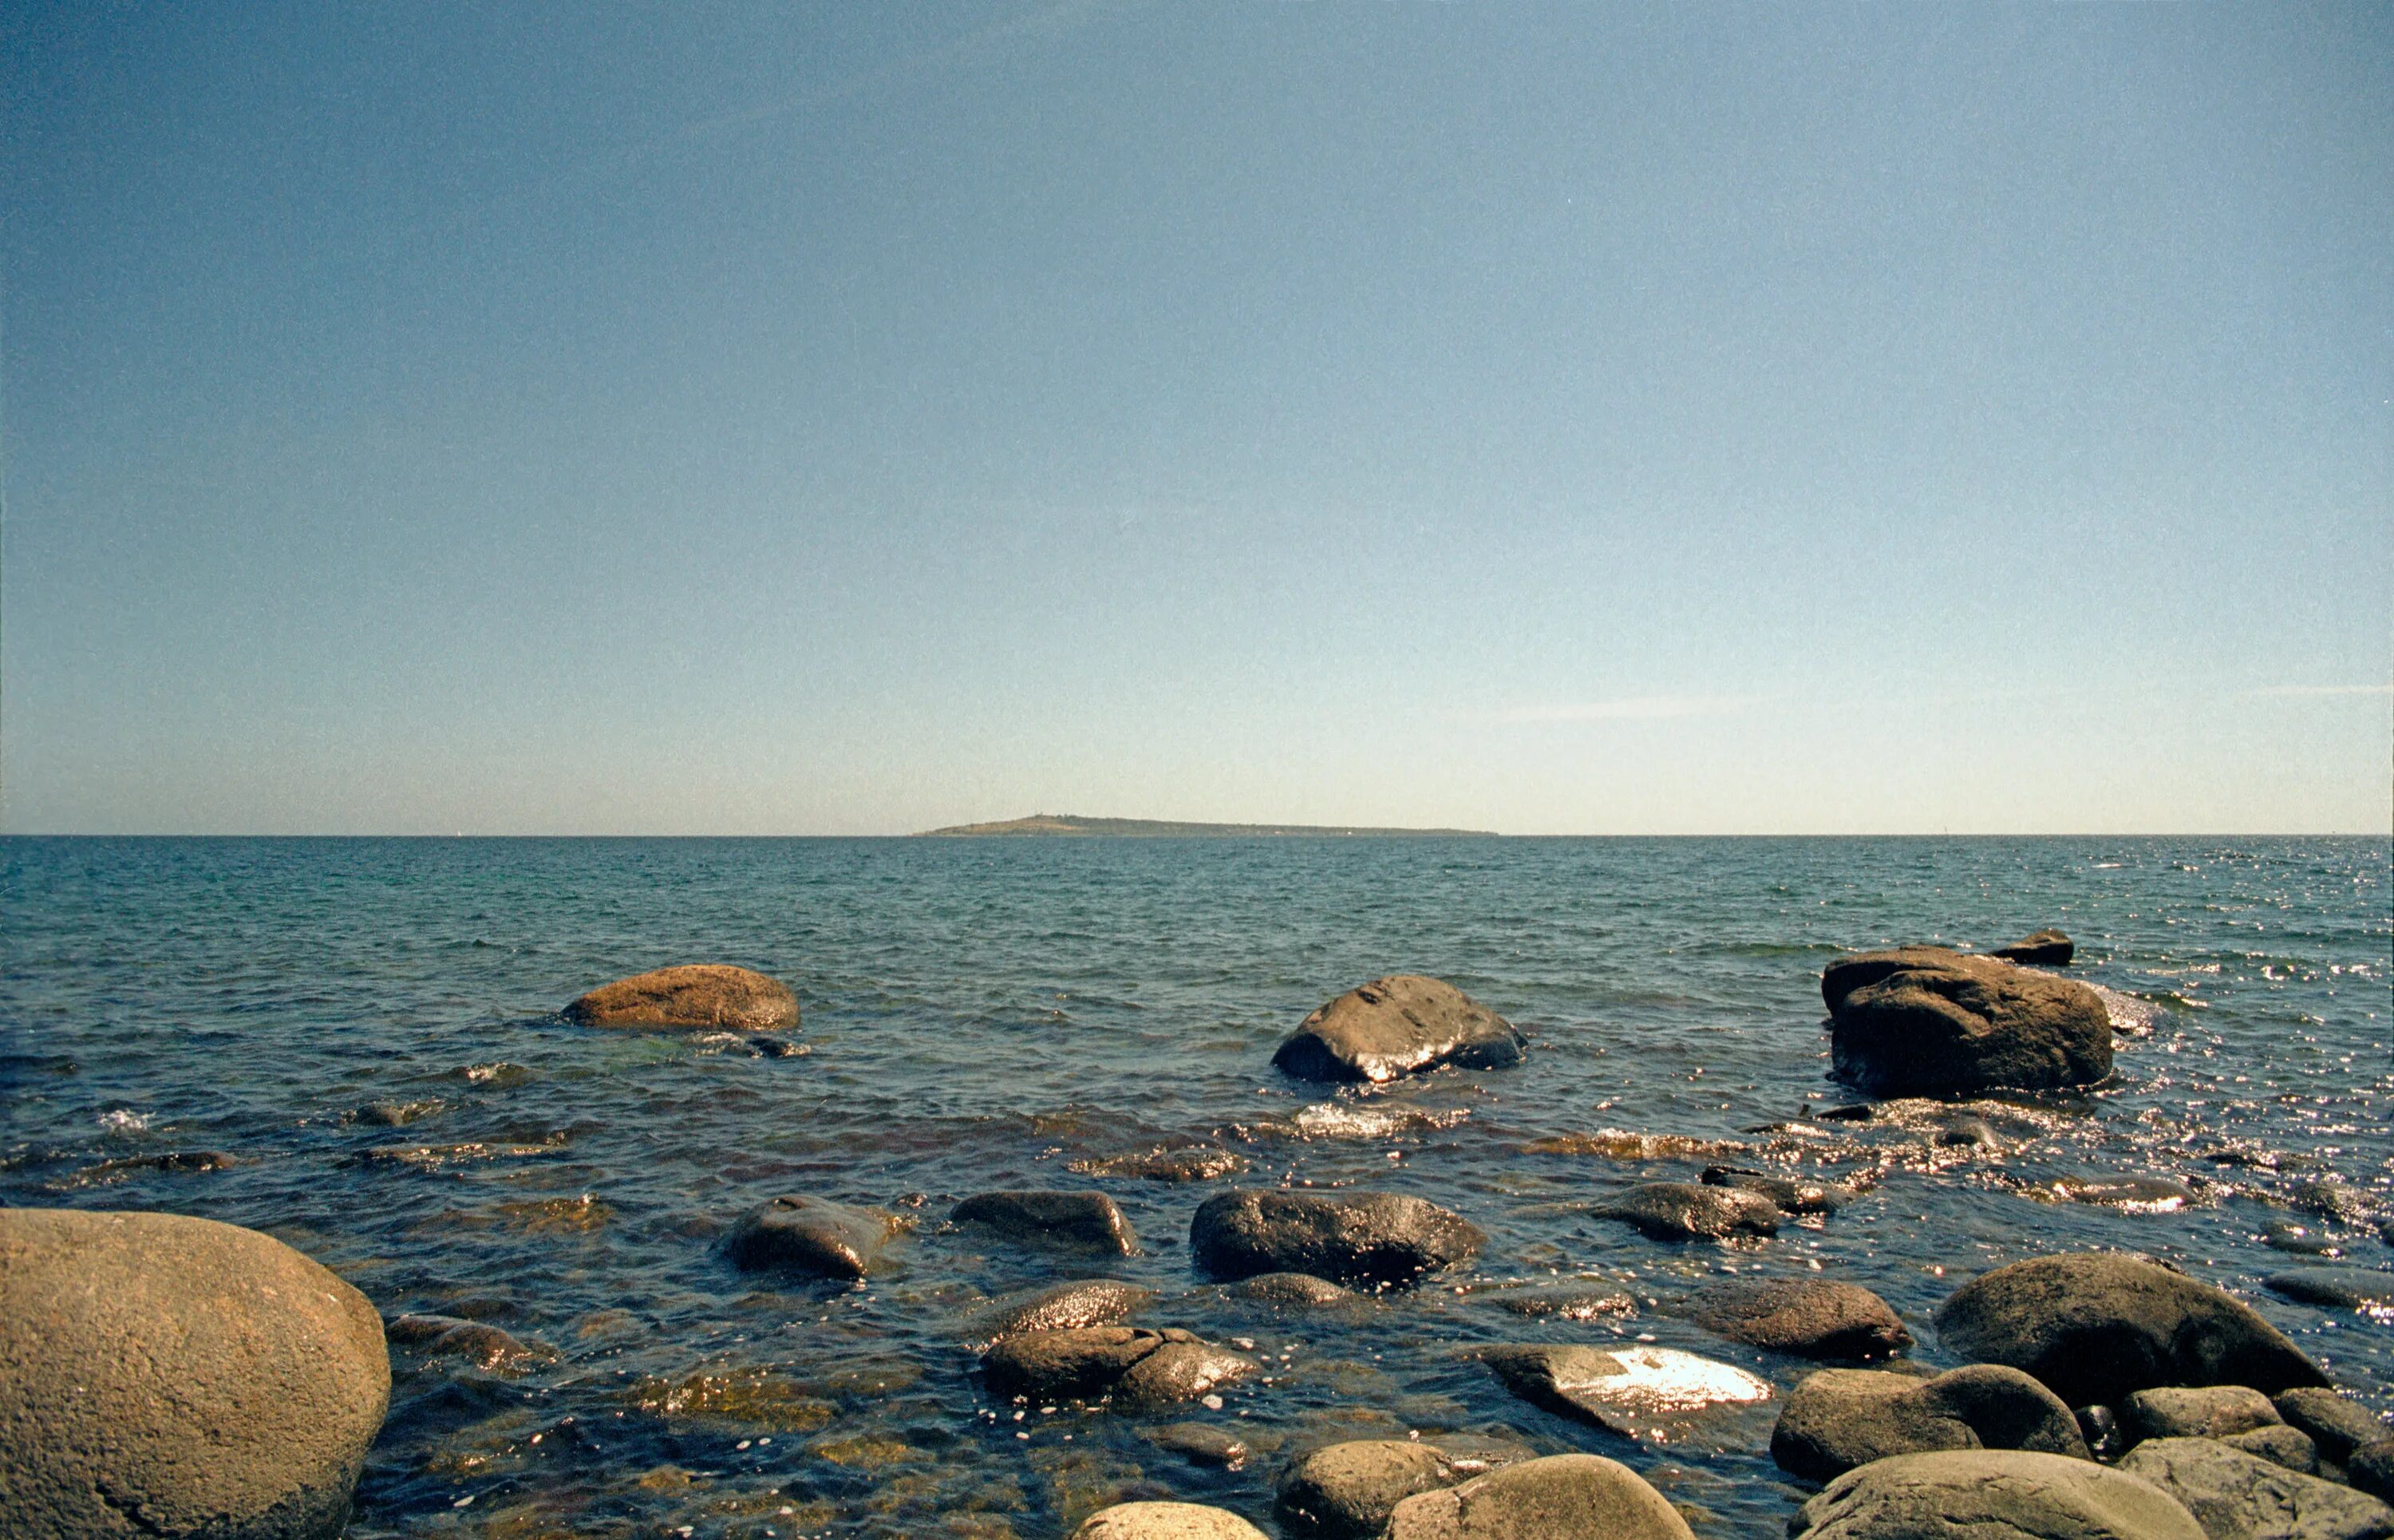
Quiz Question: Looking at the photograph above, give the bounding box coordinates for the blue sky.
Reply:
[4,2,2388,834]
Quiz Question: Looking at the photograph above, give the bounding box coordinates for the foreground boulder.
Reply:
[0,1207,391,1540]
[1933,1254,2328,1407]
[2274,1390,2392,1465]
[1792,1450,2204,1540]
[968,1278,1151,1348]
[1827,950,2112,1095]
[1383,1454,1694,1540]
[2119,1437,2394,1540]
[981,1325,1254,1408]
[1072,1502,1270,1540]
[1771,1364,2088,1482]
[1592,1181,1779,1241]
[950,1190,1137,1254]
[1684,1276,1910,1358]
[1993,929,2076,965]
[563,964,796,1030]
[1271,975,1527,1084]
[1276,1440,1504,1539]
[723,1195,900,1278]
[1479,1343,1771,1439]
[2122,1385,2282,1443]
[1191,1190,1483,1288]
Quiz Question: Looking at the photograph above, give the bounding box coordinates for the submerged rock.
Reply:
[1072,1146,1250,1182]
[563,964,797,1030]
[1234,1271,1357,1305]
[2118,1437,2394,1540]
[950,1190,1137,1254]
[0,1206,390,1540]
[1701,1165,1856,1214]
[1992,929,2076,965]
[1145,1423,1248,1468]
[1190,1189,1483,1288]
[1382,1453,1694,1540]
[1592,1182,1779,1241]
[1827,950,2112,1096]
[1685,1276,1911,1358]
[1271,975,1527,1084]
[723,1195,900,1278]
[2122,1385,2283,1444]
[385,1313,543,1372]
[1500,1285,1637,1321]
[970,1279,1152,1348]
[1791,1450,2205,1540]
[1771,1364,2088,1482]
[1072,1502,1270,1540]
[2266,1267,2394,1315]
[1479,1343,1771,1439]
[1931,1252,2328,1407]
[981,1325,1254,1408]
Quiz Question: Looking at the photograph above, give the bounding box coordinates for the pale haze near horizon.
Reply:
[3,2,2388,836]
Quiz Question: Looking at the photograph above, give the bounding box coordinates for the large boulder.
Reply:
[1271,975,1526,1084]
[1684,1276,1911,1358]
[1822,946,1972,1012]
[723,1195,900,1278]
[1382,1454,1694,1540]
[950,1191,1137,1254]
[1190,1190,1483,1289]
[2118,1437,2394,1540]
[1993,929,2076,965]
[981,1325,1254,1408]
[563,964,796,1030]
[1827,950,2112,1095]
[1592,1182,1779,1241]
[1072,1502,1270,1540]
[1791,1450,2206,1540]
[1276,1441,1490,1539]
[1770,1364,2088,1482]
[1933,1254,2328,1408]
[0,1207,391,1540]
[1479,1343,1771,1439]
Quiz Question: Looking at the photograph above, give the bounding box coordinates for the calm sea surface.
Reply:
[3,835,2389,1539]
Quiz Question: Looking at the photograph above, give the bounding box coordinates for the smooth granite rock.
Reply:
[1828,950,2113,1096]
[1771,1364,2089,1482]
[1271,975,1527,1084]
[1479,1343,1771,1439]
[1190,1189,1483,1288]
[950,1190,1138,1254]
[0,1206,391,1540]
[1071,1502,1270,1540]
[1277,1441,1480,1539]
[2274,1390,2392,1465]
[1791,1450,2206,1540]
[981,1325,1254,1408]
[970,1278,1152,1348]
[723,1195,899,1278]
[2123,1386,2284,1443]
[1382,1453,1694,1540]
[563,964,796,1030]
[2118,1437,2394,1540]
[1685,1276,1911,1358]
[1993,929,2077,965]
[1593,1182,1780,1241]
[1933,1253,2329,1407]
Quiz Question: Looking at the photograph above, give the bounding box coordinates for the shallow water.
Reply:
[2,835,2388,1539]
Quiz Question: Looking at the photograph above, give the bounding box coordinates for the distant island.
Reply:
[915,814,1501,838]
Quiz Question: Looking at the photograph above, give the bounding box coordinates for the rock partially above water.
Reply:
[1234,1271,1358,1305]
[950,1190,1138,1254]
[1685,1276,1912,1358]
[1145,1422,1249,1467]
[981,1325,1255,1408]
[1270,975,1527,1084]
[1992,929,2076,965]
[1382,1453,1695,1540]
[2118,1437,2394,1540]
[1190,1189,1484,1288]
[1479,1343,1772,1439]
[1276,1440,1487,1539]
[1791,1450,2205,1540]
[2266,1267,2394,1315]
[1701,1165,1857,1214]
[970,1278,1152,1348]
[1933,1253,2328,1408]
[0,1206,391,1540]
[724,1195,900,1278]
[1500,1285,1637,1321]
[1770,1364,2088,1482]
[385,1313,543,1372]
[1072,1502,1270,1540]
[1071,1145,1250,1182]
[1827,950,2112,1096]
[563,965,797,1030]
[1592,1182,1780,1241]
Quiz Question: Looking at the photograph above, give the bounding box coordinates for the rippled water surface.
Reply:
[4,835,2389,1539]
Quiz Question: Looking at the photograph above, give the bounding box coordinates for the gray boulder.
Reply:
[563,963,796,1029]
[2274,1390,2392,1465]
[1932,1253,2328,1407]
[0,1206,391,1540]
[1382,1453,1694,1540]
[1684,1276,1910,1358]
[1771,1364,2089,1482]
[1993,929,2076,965]
[2123,1386,2283,1443]
[2119,1437,2394,1540]
[2222,1425,2320,1474]
[969,1278,1151,1348]
[1271,975,1526,1084]
[1072,1502,1270,1540]
[1190,1190,1483,1288]
[1593,1181,1779,1241]
[1276,1441,1483,1539]
[1792,1450,2206,1540]
[723,1195,900,1278]
[950,1190,1137,1254]
[2266,1269,2394,1313]
[981,1325,1254,1408]
[1828,950,2112,1095]
[1479,1342,1771,1439]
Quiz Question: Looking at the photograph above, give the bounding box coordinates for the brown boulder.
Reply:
[1827,950,2112,1096]
[563,965,796,1030]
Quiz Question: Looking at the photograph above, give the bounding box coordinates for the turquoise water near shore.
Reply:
[2,835,2388,1538]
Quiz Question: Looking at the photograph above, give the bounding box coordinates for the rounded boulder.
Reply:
[563,964,796,1030]
[1271,975,1527,1084]
[1829,950,2112,1096]
[1383,1453,1694,1540]
[1792,1449,2205,1540]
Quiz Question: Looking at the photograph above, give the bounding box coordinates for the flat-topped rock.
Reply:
[1771,1364,2089,1482]
[1792,1450,2205,1540]
[1382,1453,1694,1540]
[1479,1342,1771,1439]
[1827,950,2112,1096]
[981,1325,1254,1408]
[950,1190,1137,1254]
[2119,1437,2394,1540]
[1072,1502,1270,1540]
[723,1195,900,1278]
[1272,975,1527,1084]
[1932,1253,2327,1407]
[1593,1181,1780,1241]
[563,965,797,1030]
[1191,1189,1483,1288]
[1685,1276,1911,1358]
[1993,929,2076,965]
[0,1206,390,1540]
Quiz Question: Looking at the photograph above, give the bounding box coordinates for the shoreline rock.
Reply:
[1383,1452,1695,1540]
[950,1190,1138,1254]
[563,964,797,1030]
[1791,1449,2205,1540]
[1826,949,2112,1096]
[724,1195,900,1278]
[1684,1276,1911,1358]
[1771,1364,2089,1482]
[1271,975,1526,1084]
[1191,1190,1484,1288]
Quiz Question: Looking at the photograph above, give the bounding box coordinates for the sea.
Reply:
[2,835,2388,1539]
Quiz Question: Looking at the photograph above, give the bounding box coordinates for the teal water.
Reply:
[2,835,2388,1538]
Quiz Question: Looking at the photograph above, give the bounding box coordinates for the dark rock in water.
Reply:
[2353,1443,2394,1504]
[1829,951,2112,1096]
[0,1206,390,1540]
[1384,1453,1695,1540]
[2274,1390,2392,1465]
[751,1036,803,1058]
[1271,975,1527,1084]
[1277,1440,1483,1539]
[2122,1385,2282,1443]
[1701,1165,1856,1214]
[1933,1114,2003,1149]
[2119,1437,2394,1540]
[1992,930,2076,965]
[2265,1223,2343,1256]
[1932,1252,2329,1407]
[2287,1180,2380,1225]
[1235,1272,1357,1305]
[2040,1176,2196,1210]
[563,964,797,1030]
[2222,1424,2319,1474]
[1478,1343,1770,1439]
[1501,1285,1637,1321]
[1817,1104,1878,1122]
[1073,1146,1250,1182]
[950,1190,1137,1254]
[1790,1450,2206,1540]
[2266,1267,2394,1313]
[1685,1276,1911,1359]
[1190,1189,1483,1288]
[1593,1182,1779,1241]
[1822,947,1972,1013]
[1145,1422,1248,1468]
[385,1313,541,1372]
[1770,1364,2088,1482]
[970,1279,1152,1348]
[359,1098,442,1127]
[723,1195,899,1278]
[1073,1502,1270,1540]
[981,1325,1254,1408]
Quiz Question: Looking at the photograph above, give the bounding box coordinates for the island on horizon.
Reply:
[914,813,1501,839]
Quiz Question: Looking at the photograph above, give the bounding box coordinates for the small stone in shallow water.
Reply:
[386,1313,547,1372]
[2264,1222,2342,1256]
[723,1194,902,1278]
[2265,1266,2394,1317]
[982,1326,1256,1408]
[1701,1165,1855,1214]
[1591,1183,1779,1242]
[1683,1276,1911,1359]
[1190,1190,1484,1288]
[971,1280,1152,1348]
[950,1190,1139,1254]
[1070,1146,1250,1182]
[2029,1175,2196,1212]
[1144,1423,1247,1467]
[1235,1272,1358,1305]
[1500,1285,1637,1321]
[358,1098,443,1127]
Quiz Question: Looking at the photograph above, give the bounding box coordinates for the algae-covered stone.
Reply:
[564,964,796,1029]
[1272,975,1526,1084]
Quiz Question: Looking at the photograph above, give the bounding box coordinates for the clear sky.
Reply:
[3,2,2388,835]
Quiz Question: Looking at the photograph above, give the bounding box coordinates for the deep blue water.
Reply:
[2,835,2388,1540]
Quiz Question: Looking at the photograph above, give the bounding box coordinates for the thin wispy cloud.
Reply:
[1497,694,1768,724]
[2239,684,2394,698]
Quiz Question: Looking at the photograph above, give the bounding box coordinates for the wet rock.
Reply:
[1770,1364,2088,1483]
[723,1195,900,1278]
[1382,1453,1694,1540]
[1277,1440,1479,1539]
[1072,1146,1250,1183]
[1500,1285,1637,1321]
[1829,950,2113,1096]
[2081,1404,2128,1460]
[982,1326,1255,1408]
[2038,1176,2197,1211]
[2266,1268,2394,1315]
[2222,1424,2319,1474]
[385,1313,542,1372]
[751,1036,804,1058]
[563,964,797,1030]
[2266,1224,2343,1257]
[0,1206,390,1540]
[1822,946,1973,1012]
[1592,1182,1779,1241]
[2274,1390,2392,1465]
[2118,1437,2394,1540]
[2123,1386,2283,1443]
[1235,1272,1357,1305]
[1685,1276,1911,1359]
[2288,1181,2380,1226]
[1933,1114,2002,1149]
[1071,1502,1270,1540]
[1992,929,2076,965]
[1145,1424,1247,1468]
[950,1191,1138,1254]
[2353,1443,2394,1504]
[1932,1252,2329,1407]
[1701,1165,1855,1214]
[972,1279,1152,1348]
[1271,975,1527,1084]
[358,1098,443,1127]
[1478,1343,1771,1439]
[1190,1190,1483,1289]
[1790,1450,2206,1540]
